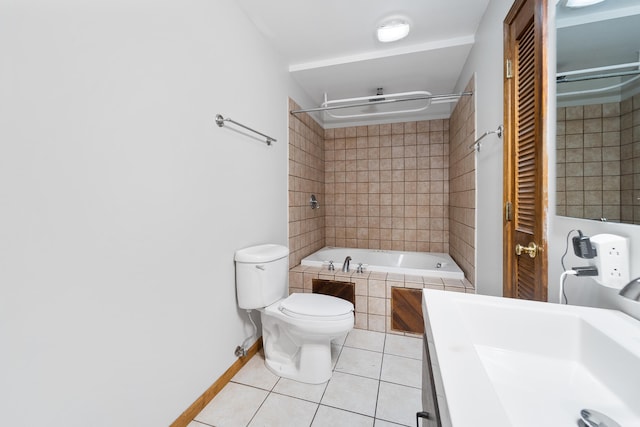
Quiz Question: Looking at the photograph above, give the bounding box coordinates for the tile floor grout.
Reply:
[224,373,422,404]
[190,330,424,427]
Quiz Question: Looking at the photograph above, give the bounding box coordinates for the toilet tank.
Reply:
[234,244,289,309]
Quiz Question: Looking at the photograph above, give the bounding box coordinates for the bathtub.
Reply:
[301,247,464,280]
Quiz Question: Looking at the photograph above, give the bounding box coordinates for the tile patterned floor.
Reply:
[189,330,424,427]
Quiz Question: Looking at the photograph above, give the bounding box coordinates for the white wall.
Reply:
[549,217,640,319]
[0,1,306,425]
[546,7,640,320]
[455,0,515,296]
[455,0,640,319]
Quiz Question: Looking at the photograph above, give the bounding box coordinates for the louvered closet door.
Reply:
[504,0,548,301]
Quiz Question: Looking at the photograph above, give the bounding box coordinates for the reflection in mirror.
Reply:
[556,1,640,223]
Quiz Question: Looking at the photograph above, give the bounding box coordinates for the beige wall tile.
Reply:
[556,101,633,219]
[355,313,368,329]
[287,99,326,267]
[368,279,386,298]
[368,297,385,316]
[288,81,478,310]
[355,295,367,313]
[368,314,386,332]
[324,116,452,254]
[448,78,476,284]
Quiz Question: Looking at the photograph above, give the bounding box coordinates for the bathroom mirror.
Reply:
[555,1,640,224]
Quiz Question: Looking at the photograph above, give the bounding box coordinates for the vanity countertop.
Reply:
[422,289,640,427]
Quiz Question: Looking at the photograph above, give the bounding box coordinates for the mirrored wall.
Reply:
[556,1,640,224]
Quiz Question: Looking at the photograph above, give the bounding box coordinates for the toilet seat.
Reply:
[279,293,353,320]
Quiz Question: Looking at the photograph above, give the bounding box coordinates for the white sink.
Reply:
[422,290,640,427]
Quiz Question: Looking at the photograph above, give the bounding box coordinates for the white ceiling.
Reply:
[236,0,491,127]
[556,0,640,67]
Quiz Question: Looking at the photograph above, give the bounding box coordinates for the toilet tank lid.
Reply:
[235,244,289,263]
[280,293,354,317]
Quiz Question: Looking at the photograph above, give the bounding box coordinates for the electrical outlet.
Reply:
[589,234,629,289]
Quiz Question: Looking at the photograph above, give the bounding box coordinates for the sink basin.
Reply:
[422,290,640,427]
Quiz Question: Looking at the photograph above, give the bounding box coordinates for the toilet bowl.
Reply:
[261,293,353,384]
[234,244,354,384]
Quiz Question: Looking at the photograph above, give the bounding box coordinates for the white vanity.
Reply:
[421,289,640,426]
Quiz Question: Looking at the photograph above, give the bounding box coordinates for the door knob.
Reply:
[515,242,538,258]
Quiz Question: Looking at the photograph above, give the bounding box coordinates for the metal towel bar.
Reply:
[215,114,276,146]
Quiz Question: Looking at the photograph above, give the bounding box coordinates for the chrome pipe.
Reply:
[469,125,503,152]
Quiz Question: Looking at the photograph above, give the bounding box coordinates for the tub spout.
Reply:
[620,277,640,301]
[342,256,352,272]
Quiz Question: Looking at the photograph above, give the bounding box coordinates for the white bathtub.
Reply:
[301,247,464,280]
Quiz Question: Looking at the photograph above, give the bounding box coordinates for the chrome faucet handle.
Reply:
[579,409,621,427]
[356,263,364,273]
[328,261,335,271]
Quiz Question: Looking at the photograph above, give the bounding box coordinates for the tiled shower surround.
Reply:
[288,99,326,268]
[323,120,450,253]
[556,95,640,223]
[448,78,476,282]
[288,83,477,332]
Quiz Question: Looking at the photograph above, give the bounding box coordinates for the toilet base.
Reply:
[260,307,352,384]
[264,341,333,384]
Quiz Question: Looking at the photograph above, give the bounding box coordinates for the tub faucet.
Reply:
[342,256,352,272]
[620,277,640,301]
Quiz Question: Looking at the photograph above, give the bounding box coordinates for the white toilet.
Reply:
[234,244,354,384]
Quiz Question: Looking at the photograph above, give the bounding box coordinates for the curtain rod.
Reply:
[556,61,640,78]
[290,91,473,115]
[558,74,640,98]
[557,69,640,83]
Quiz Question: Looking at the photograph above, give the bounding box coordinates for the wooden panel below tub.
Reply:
[312,279,355,306]
[391,287,424,334]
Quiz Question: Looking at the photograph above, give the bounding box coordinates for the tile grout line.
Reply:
[308,403,321,427]
[243,376,281,427]
[371,333,387,424]
[204,332,421,427]
[315,402,377,423]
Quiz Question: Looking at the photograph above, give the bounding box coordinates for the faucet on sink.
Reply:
[342,256,351,272]
[620,278,640,301]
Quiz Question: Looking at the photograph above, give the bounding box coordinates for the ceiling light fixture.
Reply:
[565,0,605,8]
[376,20,410,43]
